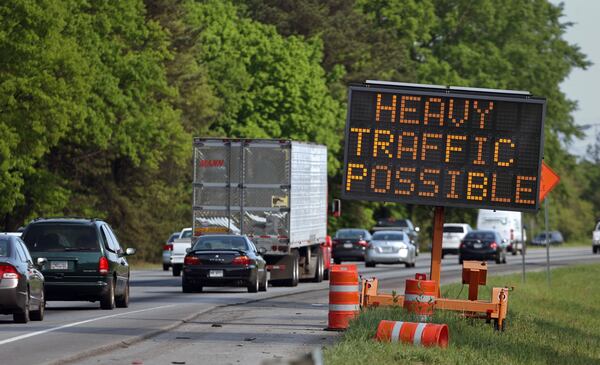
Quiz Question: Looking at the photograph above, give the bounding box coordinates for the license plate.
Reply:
[381,247,393,252]
[50,261,68,270]
[474,243,483,249]
[344,243,353,249]
[209,270,223,278]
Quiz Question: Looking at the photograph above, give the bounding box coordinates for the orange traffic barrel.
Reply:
[327,264,359,330]
[404,273,437,319]
[375,320,449,348]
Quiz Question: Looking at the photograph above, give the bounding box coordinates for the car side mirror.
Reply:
[36,257,47,267]
[125,248,136,256]
[185,247,192,254]
[257,247,267,255]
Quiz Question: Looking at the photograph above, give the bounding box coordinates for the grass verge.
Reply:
[324,263,600,365]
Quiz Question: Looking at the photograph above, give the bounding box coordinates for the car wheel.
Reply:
[100,278,116,310]
[495,254,502,264]
[162,264,169,271]
[13,289,30,323]
[248,272,259,293]
[182,278,197,293]
[323,268,330,281]
[404,262,412,268]
[333,258,341,265]
[594,246,598,254]
[30,290,44,321]
[503,253,507,264]
[365,261,376,268]
[172,264,182,277]
[115,280,130,308]
[259,271,268,292]
[458,257,463,265]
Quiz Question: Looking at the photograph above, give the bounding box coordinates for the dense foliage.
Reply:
[0,0,594,261]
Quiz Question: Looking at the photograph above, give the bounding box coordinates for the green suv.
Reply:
[22,218,135,309]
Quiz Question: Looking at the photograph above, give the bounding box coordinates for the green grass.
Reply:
[324,264,600,365]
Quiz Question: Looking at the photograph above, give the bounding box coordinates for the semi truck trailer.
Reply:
[192,138,334,286]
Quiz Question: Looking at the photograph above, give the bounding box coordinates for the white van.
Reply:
[441,223,472,258]
[477,209,525,255]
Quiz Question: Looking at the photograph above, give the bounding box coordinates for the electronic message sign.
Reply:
[342,82,546,212]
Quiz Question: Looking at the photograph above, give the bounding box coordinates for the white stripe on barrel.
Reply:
[413,323,427,345]
[329,304,360,311]
[329,285,359,293]
[404,294,436,303]
[391,321,404,342]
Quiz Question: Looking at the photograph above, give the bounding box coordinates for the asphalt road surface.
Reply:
[0,247,598,365]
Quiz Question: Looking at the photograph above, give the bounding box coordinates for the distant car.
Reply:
[442,223,472,258]
[365,231,416,268]
[170,227,193,277]
[332,229,371,264]
[22,218,136,309]
[593,222,600,254]
[459,230,507,264]
[182,235,267,293]
[0,235,45,323]
[372,219,420,255]
[531,231,564,246]
[477,209,525,255]
[162,232,180,271]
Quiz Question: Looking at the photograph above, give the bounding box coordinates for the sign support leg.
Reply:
[430,206,445,295]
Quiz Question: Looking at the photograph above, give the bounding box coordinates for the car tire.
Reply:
[503,253,507,264]
[13,290,30,323]
[458,257,463,265]
[495,255,502,264]
[323,268,330,281]
[115,280,130,308]
[172,264,182,277]
[248,272,259,293]
[333,258,341,265]
[312,253,324,283]
[259,272,268,292]
[100,278,116,310]
[365,262,376,268]
[594,246,598,254]
[30,290,44,321]
[162,264,169,271]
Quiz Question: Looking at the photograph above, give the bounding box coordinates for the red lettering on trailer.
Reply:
[199,159,225,168]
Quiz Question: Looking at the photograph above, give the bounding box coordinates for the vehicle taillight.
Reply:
[99,257,109,275]
[163,244,173,251]
[232,256,252,265]
[0,264,19,279]
[357,240,368,247]
[184,255,200,266]
[490,242,498,249]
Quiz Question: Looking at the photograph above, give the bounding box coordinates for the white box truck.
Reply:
[477,209,525,255]
[191,138,333,286]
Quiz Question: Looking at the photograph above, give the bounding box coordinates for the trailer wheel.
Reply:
[312,252,324,283]
[284,254,299,287]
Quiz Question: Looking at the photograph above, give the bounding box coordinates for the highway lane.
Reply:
[0,247,597,365]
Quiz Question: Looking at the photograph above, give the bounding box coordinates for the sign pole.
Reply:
[521,224,526,283]
[430,206,445,295]
[545,195,550,286]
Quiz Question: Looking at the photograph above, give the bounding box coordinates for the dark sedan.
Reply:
[332,229,371,264]
[0,235,45,323]
[459,230,507,265]
[182,235,267,293]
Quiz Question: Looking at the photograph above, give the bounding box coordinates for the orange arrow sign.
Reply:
[539,162,560,202]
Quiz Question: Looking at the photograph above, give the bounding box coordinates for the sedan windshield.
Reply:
[23,225,99,252]
[464,232,495,241]
[193,236,249,251]
[0,239,9,257]
[336,230,368,239]
[372,233,405,241]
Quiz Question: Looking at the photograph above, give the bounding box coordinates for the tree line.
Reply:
[0,0,593,261]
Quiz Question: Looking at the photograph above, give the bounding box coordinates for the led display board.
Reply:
[342,82,546,212]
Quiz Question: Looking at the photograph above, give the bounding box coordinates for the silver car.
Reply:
[162,232,180,271]
[365,231,416,268]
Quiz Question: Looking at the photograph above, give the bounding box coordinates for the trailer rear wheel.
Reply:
[312,252,324,283]
[283,254,299,287]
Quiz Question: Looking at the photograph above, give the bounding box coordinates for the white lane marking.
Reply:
[0,304,176,347]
